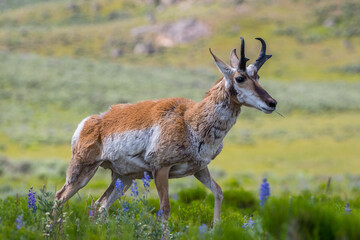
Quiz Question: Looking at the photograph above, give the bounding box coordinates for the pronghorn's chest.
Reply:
[188,107,238,163]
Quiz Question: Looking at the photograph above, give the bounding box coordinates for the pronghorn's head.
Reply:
[209,37,277,114]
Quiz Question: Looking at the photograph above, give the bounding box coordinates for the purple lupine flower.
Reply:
[142,171,151,192]
[130,180,139,198]
[89,202,95,217]
[242,215,254,229]
[242,216,247,228]
[115,179,124,196]
[27,187,36,213]
[144,171,151,182]
[259,178,270,207]
[248,216,254,227]
[199,223,207,234]
[122,201,129,212]
[15,215,23,230]
[156,210,163,218]
[345,203,352,213]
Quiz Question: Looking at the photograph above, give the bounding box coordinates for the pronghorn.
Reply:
[55,37,277,222]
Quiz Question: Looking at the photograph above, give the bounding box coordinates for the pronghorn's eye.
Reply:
[235,76,245,83]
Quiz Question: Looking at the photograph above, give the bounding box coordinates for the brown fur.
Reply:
[100,98,194,137]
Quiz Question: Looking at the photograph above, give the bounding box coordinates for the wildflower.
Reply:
[142,171,151,192]
[122,201,129,212]
[345,203,352,213]
[130,180,139,198]
[259,178,270,207]
[156,210,163,218]
[15,215,23,230]
[89,202,95,217]
[173,194,178,201]
[27,186,36,213]
[199,223,207,234]
[115,179,124,196]
[248,216,254,227]
[242,216,247,228]
[242,215,254,229]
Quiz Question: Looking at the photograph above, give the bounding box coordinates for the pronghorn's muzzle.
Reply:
[260,97,277,114]
[265,98,277,109]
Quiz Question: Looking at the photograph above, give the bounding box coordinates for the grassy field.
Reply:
[0,0,360,238]
[1,180,360,240]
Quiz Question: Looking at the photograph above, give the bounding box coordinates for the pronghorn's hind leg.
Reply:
[154,166,171,221]
[95,172,132,212]
[194,167,223,223]
[55,158,102,207]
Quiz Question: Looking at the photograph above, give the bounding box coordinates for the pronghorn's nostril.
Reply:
[266,98,277,108]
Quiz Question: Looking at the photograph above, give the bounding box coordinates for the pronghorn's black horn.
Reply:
[238,37,249,72]
[253,38,272,71]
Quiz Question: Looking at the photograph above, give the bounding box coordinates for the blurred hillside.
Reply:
[0,0,359,80]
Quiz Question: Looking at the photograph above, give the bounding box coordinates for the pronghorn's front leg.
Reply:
[194,167,223,222]
[154,166,171,221]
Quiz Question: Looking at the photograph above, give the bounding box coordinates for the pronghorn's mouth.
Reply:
[259,106,275,114]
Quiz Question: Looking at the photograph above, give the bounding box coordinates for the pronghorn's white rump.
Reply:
[71,116,90,150]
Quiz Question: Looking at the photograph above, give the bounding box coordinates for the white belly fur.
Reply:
[100,126,160,175]
[96,124,224,178]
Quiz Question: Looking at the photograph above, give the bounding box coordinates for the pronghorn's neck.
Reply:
[185,78,241,144]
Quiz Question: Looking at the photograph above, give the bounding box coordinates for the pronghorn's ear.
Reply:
[209,48,235,87]
[229,48,239,68]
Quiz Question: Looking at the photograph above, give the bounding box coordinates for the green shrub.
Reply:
[224,178,241,189]
[262,195,360,240]
[178,187,207,204]
[223,189,256,209]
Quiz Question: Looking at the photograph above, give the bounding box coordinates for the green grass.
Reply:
[1,185,360,240]
[0,0,64,12]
